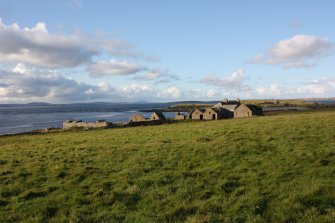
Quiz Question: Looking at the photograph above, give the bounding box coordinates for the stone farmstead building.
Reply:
[203,107,230,120]
[234,104,263,118]
[190,109,206,120]
[128,113,146,122]
[150,112,166,121]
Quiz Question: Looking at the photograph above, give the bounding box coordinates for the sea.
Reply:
[0,102,176,135]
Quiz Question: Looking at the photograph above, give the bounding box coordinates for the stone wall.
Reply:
[128,120,162,127]
[175,114,186,120]
[63,120,112,130]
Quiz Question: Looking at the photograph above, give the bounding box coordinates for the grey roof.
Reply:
[245,104,263,113]
[212,103,239,112]
[212,107,232,115]
[195,108,206,113]
[130,112,146,119]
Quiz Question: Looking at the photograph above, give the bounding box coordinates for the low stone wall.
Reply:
[175,114,187,120]
[63,120,112,130]
[128,120,163,127]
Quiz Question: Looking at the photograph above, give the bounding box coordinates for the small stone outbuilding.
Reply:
[191,108,206,120]
[203,107,231,120]
[234,104,262,118]
[129,113,146,122]
[150,112,166,121]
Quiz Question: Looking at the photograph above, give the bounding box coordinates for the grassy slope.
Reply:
[0,111,334,223]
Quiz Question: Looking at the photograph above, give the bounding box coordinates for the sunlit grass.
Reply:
[0,111,334,222]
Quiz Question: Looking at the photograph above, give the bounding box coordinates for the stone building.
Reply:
[63,120,112,130]
[150,112,166,121]
[175,112,187,120]
[187,109,195,119]
[129,113,146,122]
[203,107,231,120]
[212,99,240,118]
[234,104,262,118]
[191,108,206,120]
[128,112,165,126]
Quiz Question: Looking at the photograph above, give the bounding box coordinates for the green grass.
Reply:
[240,99,312,106]
[0,111,334,223]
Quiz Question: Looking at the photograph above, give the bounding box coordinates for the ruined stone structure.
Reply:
[63,120,112,130]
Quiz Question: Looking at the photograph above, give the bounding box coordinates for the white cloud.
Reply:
[0,19,98,68]
[206,89,216,98]
[0,64,190,103]
[256,84,282,96]
[166,86,182,98]
[201,69,244,87]
[251,35,333,68]
[133,68,180,83]
[88,60,147,77]
[120,83,151,95]
[0,19,158,70]
[0,64,122,103]
[297,78,335,95]
[200,69,250,93]
[98,82,115,92]
[256,77,335,98]
[0,87,8,96]
[12,63,30,74]
[100,39,159,62]
[156,86,183,99]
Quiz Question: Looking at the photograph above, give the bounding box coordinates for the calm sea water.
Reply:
[0,103,175,135]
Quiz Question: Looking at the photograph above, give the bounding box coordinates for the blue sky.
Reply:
[0,0,334,103]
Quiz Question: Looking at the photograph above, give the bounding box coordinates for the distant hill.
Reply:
[26,102,53,106]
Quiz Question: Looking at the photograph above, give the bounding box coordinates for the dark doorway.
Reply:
[212,114,216,120]
[200,114,203,120]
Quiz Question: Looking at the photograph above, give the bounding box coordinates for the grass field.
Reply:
[0,111,334,222]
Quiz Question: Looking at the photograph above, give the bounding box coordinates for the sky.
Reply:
[0,0,334,103]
